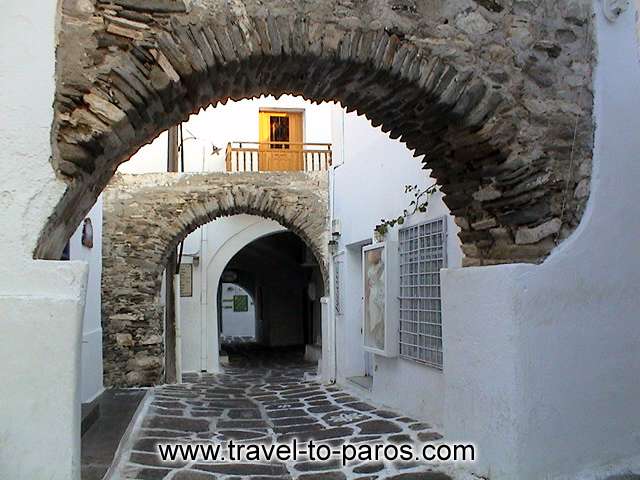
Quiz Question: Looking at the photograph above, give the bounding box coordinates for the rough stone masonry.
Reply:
[102,171,328,387]
[40,0,595,268]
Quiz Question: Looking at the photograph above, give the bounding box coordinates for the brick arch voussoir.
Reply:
[101,172,328,386]
[51,1,594,269]
[133,187,328,302]
[46,11,507,260]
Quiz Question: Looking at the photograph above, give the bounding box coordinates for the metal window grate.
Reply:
[398,217,447,369]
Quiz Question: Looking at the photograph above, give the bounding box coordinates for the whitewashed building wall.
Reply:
[329,107,461,425]
[68,196,104,404]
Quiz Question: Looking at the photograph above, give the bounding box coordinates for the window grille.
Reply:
[398,217,447,369]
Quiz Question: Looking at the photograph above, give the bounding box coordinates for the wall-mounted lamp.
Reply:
[328,239,338,255]
[331,218,342,237]
[602,0,630,21]
[81,218,93,248]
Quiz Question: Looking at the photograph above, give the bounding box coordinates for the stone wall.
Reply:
[102,171,328,386]
[40,0,595,267]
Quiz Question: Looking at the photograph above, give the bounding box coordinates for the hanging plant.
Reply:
[374,183,438,237]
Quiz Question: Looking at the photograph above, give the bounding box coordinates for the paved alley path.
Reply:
[110,349,455,480]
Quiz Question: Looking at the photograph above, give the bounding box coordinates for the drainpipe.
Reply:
[174,273,182,384]
[165,124,184,383]
[326,107,345,384]
[320,296,333,383]
[165,126,180,383]
[200,226,208,372]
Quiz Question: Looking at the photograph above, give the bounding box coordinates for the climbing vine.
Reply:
[374,183,438,236]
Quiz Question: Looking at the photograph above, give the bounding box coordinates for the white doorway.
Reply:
[220,283,256,342]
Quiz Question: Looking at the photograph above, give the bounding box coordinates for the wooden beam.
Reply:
[165,125,179,383]
[164,255,177,383]
[167,126,179,172]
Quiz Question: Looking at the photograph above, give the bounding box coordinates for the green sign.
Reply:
[233,295,248,312]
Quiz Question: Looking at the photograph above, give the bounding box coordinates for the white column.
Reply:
[206,277,221,374]
[174,273,183,383]
[442,264,527,479]
[320,296,334,383]
[0,262,88,480]
[200,227,208,371]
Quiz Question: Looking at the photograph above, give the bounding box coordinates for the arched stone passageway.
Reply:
[101,171,328,386]
[198,217,286,373]
[43,0,594,266]
[219,231,326,349]
[8,2,640,480]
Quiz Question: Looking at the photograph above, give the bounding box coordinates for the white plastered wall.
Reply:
[69,195,105,404]
[0,2,88,480]
[1,2,639,480]
[120,95,333,173]
[179,215,285,373]
[220,283,256,337]
[132,97,332,373]
[442,4,640,479]
[330,106,462,425]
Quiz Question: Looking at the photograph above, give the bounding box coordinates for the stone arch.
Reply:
[44,0,594,266]
[203,219,285,369]
[216,229,327,349]
[102,172,328,386]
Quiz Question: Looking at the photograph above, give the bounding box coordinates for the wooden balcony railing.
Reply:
[225,141,332,172]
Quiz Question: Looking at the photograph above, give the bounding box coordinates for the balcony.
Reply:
[225,141,332,172]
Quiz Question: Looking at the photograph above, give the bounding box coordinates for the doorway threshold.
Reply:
[347,375,373,391]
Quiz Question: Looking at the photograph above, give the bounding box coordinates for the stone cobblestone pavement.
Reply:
[110,349,456,480]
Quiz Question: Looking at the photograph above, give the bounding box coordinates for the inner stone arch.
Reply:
[101,171,328,385]
[45,0,594,266]
[216,230,327,355]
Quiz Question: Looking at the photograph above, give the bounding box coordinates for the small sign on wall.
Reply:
[233,295,249,312]
[179,264,193,297]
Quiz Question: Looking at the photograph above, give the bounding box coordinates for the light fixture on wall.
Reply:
[602,0,630,21]
[221,270,238,282]
[328,218,341,255]
[331,218,341,237]
[328,239,338,255]
[81,218,93,248]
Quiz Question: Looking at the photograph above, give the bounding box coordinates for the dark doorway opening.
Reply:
[217,231,324,369]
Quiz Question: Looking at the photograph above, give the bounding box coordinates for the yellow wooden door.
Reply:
[258,111,303,171]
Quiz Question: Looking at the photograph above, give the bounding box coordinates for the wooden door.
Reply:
[258,110,304,171]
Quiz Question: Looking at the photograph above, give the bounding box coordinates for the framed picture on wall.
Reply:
[362,241,399,357]
[179,264,193,297]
